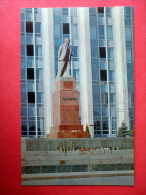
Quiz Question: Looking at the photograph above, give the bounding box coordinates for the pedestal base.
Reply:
[46,125,88,138]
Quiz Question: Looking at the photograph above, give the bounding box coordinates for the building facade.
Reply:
[20,7,134,138]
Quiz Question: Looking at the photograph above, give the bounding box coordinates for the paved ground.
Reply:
[22,170,134,186]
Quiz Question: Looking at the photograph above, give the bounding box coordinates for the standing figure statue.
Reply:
[57,38,73,77]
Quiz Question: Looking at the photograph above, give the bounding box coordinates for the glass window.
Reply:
[27,84,35,91]
[90,25,97,39]
[26,21,33,33]
[93,93,100,105]
[128,84,134,92]
[35,22,41,33]
[128,93,134,107]
[112,117,117,130]
[21,68,26,80]
[92,70,99,81]
[26,14,33,21]
[126,48,132,63]
[99,47,106,58]
[98,25,104,36]
[93,108,101,116]
[27,45,34,56]
[125,26,132,41]
[35,45,42,56]
[36,68,43,82]
[37,92,43,103]
[54,23,61,38]
[97,7,104,17]
[92,62,99,69]
[109,70,115,81]
[102,121,109,130]
[127,70,133,81]
[125,19,132,25]
[108,48,114,59]
[62,8,68,15]
[37,108,44,116]
[21,21,24,32]
[27,68,34,80]
[102,92,108,104]
[125,7,131,15]
[92,85,100,92]
[63,23,69,34]
[21,84,26,91]
[28,92,35,103]
[106,7,111,17]
[73,69,79,81]
[21,45,26,56]
[72,46,79,57]
[107,25,113,40]
[94,121,101,130]
[36,60,42,68]
[110,93,116,107]
[91,47,98,58]
[21,92,26,103]
[71,24,78,38]
[100,70,107,81]
[21,108,27,116]
[28,108,35,116]
[21,120,27,131]
[37,120,44,131]
[28,120,35,131]
[102,108,108,116]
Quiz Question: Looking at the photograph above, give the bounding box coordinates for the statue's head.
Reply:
[65,38,70,44]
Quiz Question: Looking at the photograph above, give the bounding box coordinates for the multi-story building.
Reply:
[20,7,133,138]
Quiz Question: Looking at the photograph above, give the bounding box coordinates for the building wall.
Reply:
[20,7,134,138]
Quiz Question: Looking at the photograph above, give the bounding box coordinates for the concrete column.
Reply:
[112,7,129,129]
[77,8,94,137]
[42,8,55,135]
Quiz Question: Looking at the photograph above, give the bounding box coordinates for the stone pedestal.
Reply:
[46,77,88,138]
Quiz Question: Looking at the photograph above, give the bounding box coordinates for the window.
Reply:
[27,68,34,80]
[27,45,34,56]
[98,25,104,36]
[62,8,68,15]
[92,70,99,81]
[125,26,132,41]
[28,92,35,103]
[93,108,101,116]
[107,25,113,40]
[94,121,101,130]
[100,70,107,81]
[26,21,33,33]
[35,22,41,34]
[93,93,100,106]
[97,7,104,13]
[99,47,106,58]
[90,25,97,39]
[103,92,108,104]
[63,23,69,34]
[102,121,108,130]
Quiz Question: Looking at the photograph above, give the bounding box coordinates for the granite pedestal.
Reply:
[46,77,88,138]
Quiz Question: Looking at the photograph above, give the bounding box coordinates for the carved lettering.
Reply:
[62,97,77,101]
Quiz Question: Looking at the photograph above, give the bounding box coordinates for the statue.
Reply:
[57,38,73,77]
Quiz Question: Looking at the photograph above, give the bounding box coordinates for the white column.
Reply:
[112,7,129,129]
[42,8,55,135]
[77,8,94,137]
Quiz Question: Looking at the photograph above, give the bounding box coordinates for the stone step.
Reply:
[22,170,134,181]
